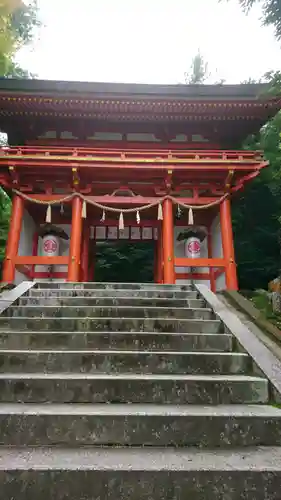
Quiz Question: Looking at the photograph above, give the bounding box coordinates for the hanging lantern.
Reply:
[38,224,69,278]
[177,226,207,259]
[185,237,201,259]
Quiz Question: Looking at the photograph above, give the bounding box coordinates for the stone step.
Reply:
[0,316,222,333]
[0,403,280,447]
[19,296,205,309]
[0,350,250,375]
[34,282,193,291]
[0,331,233,352]
[0,373,268,404]
[7,306,214,320]
[0,446,280,499]
[28,288,198,299]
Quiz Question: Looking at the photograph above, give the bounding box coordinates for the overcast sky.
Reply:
[18,0,281,84]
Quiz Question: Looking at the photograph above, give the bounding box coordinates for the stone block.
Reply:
[0,374,268,404]
[0,316,223,333]
[0,331,233,352]
[0,404,280,447]
[7,305,214,320]
[0,350,250,375]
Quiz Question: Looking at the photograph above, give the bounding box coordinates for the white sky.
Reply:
[18,0,281,84]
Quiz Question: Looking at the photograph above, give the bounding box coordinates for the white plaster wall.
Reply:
[174,226,210,287]
[14,210,36,285]
[211,214,226,291]
[35,224,70,276]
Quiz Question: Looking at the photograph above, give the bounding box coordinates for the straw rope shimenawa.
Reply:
[12,189,229,230]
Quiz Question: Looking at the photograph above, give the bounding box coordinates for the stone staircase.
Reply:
[0,281,281,499]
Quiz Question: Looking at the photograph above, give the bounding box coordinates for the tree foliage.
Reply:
[184,54,281,290]
[0,1,39,269]
[0,0,40,77]
[184,51,209,84]
[232,81,281,289]
[95,242,155,283]
[226,0,281,40]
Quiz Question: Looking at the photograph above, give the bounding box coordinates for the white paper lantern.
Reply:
[185,236,201,259]
[42,234,60,257]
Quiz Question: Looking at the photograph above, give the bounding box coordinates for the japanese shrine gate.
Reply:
[0,80,279,290]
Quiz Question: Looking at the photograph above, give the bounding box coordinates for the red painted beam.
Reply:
[175,258,226,268]
[21,195,221,205]
[2,145,263,158]
[0,159,267,171]
[15,256,68,265]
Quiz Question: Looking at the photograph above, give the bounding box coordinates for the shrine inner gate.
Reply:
[0,80,279,290]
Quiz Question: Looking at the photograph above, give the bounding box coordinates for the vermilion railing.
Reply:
[0,146,264,169]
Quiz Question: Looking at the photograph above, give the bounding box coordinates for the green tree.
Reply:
[0,1,39,271]
[184,51,209,84]
[0,0,40,77]
[232,87,281,290]
[225,0,281,40]
[95,241,155,283]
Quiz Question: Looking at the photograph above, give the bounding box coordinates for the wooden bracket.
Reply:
[72,167,80,188]
[8,165,19,185]
[225,169,234,190]
[165,169,173,191]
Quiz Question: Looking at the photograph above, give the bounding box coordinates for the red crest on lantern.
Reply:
[187,240,200,254]
[43,238,58,254]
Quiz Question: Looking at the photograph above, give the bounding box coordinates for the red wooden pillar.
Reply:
[156,224,163,283]
[162,199,175,284]
[220,198,238,290]
[80,224,90,282]
[68,196,83,282]
[207,230,216,293]
[2,195,24,283]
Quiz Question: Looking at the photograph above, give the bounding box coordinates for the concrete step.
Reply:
[0,446,280,499]
[28,288,199,299]
[0,331,233,352]
[34,282,194,291]
[0,373,268,404]
[19,296,205,309]
[0,350,250,375]
[7,306,214,320]
[0,316,222,333]
[0,404,280,447]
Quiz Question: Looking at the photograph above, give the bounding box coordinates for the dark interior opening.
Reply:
[94,241,155,283]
